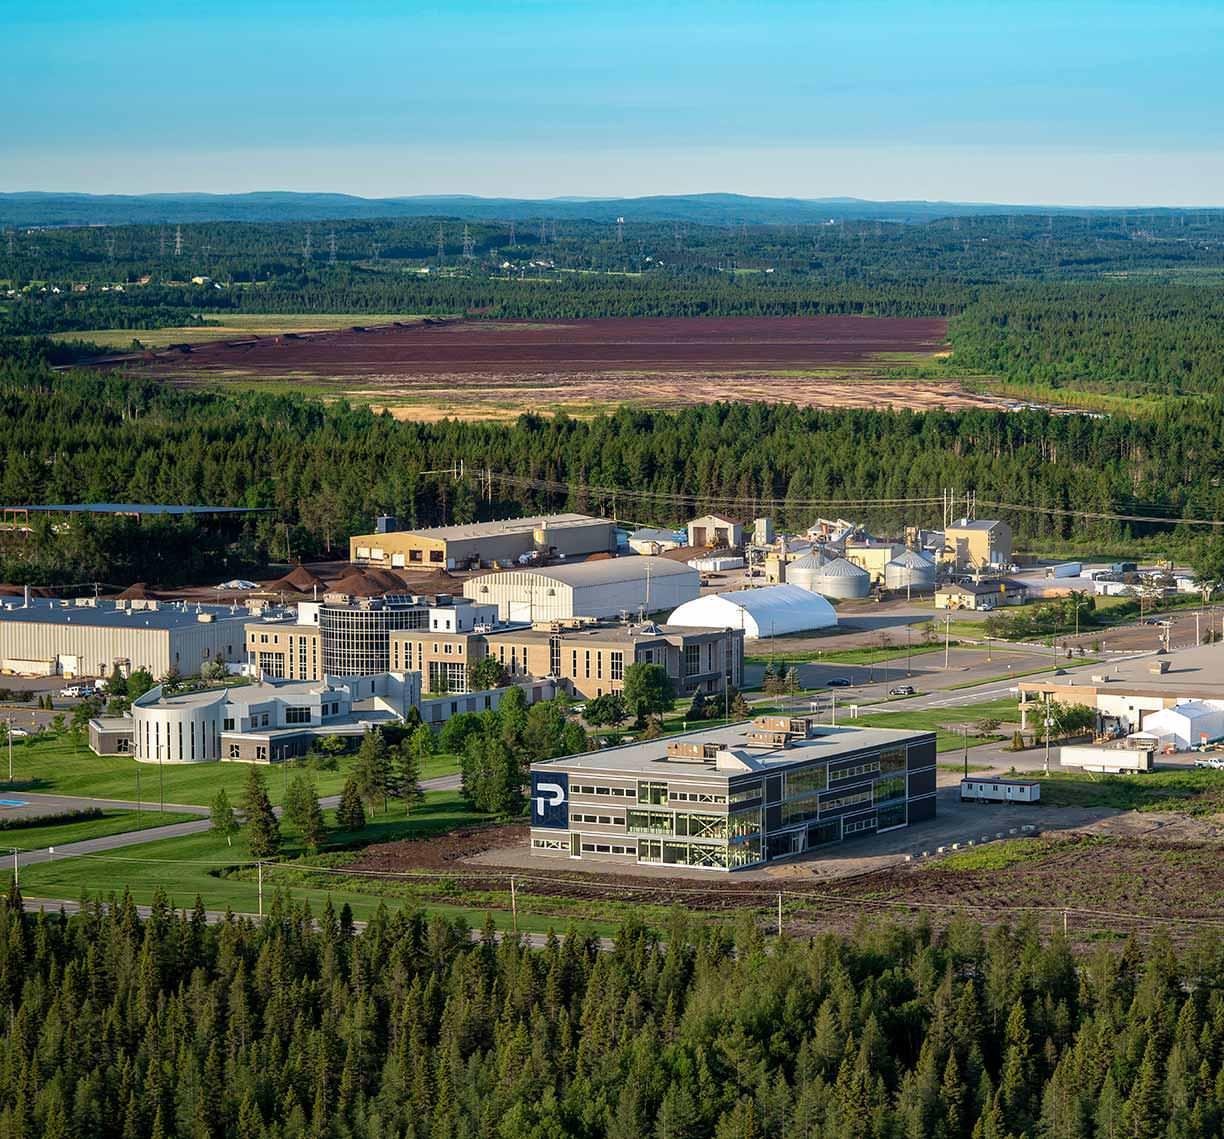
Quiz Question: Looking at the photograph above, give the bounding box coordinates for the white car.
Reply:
[7,727,29,738]
[1194,756,1224,769]
[58,685,86,698]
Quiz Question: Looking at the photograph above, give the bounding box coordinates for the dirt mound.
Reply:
[360,567,410,592]
[270,565,328,593]
[330,571,390,597]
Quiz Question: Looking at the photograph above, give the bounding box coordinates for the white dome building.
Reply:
[668,584,836,639]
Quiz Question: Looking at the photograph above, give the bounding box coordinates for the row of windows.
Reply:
[637,836,762,869]
[821,789,874,815]
[572,784,634,797]
[844,816,877,835]
[830,759,880,783]
[533,838,566,850]
[285,706,311,725]
[581,842,632,855]
[729,782,762,804]
[784,767,826,798]
[671,790,728,804]
[571,813,620,826]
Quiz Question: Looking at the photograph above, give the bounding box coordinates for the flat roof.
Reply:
[4,503,267,516]
[356,513,611,543]
[533,720,932,779]
[948,518,1005,531]
[0,599,254,630]
[1021,645,1224,700]
[470,556,696,588]
[484,621,730,646]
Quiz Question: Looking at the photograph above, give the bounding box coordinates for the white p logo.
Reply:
[534,781,565,816]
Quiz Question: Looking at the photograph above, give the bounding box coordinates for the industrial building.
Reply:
[1019,644,1224,740]
[349,513,616,571]
[687,514,744,550]
[246,594,497,680]
[884,549,938,593]
[528,716,936,870]
[463,557,699,622]
[842,541,904,585]
[626,527,685,556]
[667,585,836,639]
[939,519,1012,572]
[801,556,872,600]
[0,597,255,679]
[391,619,743,700]
[935,580,1028,611]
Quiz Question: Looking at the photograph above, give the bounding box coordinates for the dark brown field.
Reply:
[111,315,1006,419]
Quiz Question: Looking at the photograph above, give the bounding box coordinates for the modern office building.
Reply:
[97,672,420,764]
[349,513,616,571]
[464,557,699,621]
[391,618,743,699]
[247,594,497,680]
[529,716,936,871]
[0,596,258,679]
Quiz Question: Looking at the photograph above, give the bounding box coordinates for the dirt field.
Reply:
[105,315,1012,418]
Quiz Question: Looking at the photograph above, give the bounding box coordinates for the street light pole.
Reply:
[1043,693,1052,775]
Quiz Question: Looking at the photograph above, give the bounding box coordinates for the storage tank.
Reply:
[806,556,871,600]
[884,549,937,591]
[784,552,828,592]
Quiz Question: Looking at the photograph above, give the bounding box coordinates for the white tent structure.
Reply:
[667,584,836,639]
[1139,701,1224,750]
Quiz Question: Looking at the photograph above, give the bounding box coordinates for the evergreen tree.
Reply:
[396,735,427,816]
[353,728,392,814]
[209,788,239,846]
[240,764,281,859]
[284,772,326,851]
[336,777,366,831]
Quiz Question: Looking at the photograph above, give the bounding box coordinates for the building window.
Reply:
[637,781,667,806]
[784,766,827,798]
[255,746,267,761]
[626,810,674,835]
[820,789,874,816]
[260,713,270,727]
[549,636,561,676]
[875,774,906,804]
[610,651,624,681]
[880,747,907,773]
[229,744,241,759]
[223,718,235,732]
[728,781,762,805]
[877,804,907,831]
[830,760,880,783]
[684,644,701,675]
[285,706,312,725]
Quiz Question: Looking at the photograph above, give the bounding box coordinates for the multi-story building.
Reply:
[247,594,497,680]
[349,513,616,571]
[939,519,1013,572]
[391,619,743,700]
[0,596,258,679]
[529,716,937,870]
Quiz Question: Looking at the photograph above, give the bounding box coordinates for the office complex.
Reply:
[529,716,936,871]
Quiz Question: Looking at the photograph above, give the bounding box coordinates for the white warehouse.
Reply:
[667,584,837,639]
[463,557,700,621]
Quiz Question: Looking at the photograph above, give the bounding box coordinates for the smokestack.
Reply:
[23,585,29,608]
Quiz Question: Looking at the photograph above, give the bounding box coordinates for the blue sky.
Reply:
[3,0,1222,204]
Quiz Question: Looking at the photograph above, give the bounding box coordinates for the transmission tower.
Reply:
[462,224,474,259]
[549,218,557,242]
[174,226,182,256]
[508,219,516,247]
[616,216,624,244]
[436,224,445,261]
[328,229,337,265]
[303,225,312,261]
[6,230,13,257]
[539,219,547,244]
[105,233,117,262]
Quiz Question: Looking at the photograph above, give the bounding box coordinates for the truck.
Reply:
[1045,562,1082,579]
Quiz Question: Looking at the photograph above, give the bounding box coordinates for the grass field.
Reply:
[3,734,459,807]
[1017,768,1224,813]
[861,696,1019,751]
[17,792,621,935]
[746,644,946,667]
[54,313,430,350]
[3,808,197,851]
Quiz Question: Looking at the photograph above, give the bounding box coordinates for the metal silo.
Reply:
[783,552,826,592]
[808,557,871,600]
[884,549,937,591]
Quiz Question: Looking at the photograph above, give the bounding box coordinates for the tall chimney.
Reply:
[23,585,30,608]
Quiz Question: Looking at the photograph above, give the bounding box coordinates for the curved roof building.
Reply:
[667,584,837,639]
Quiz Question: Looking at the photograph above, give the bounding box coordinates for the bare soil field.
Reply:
[106,316,1010,417]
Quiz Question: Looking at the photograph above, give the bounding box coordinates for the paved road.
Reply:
[9,771,461,869]
[0,790,210,818]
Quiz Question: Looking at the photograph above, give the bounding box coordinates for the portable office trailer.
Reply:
[960,778,1041,803]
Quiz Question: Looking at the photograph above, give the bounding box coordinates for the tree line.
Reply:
[0,885,1221,1138]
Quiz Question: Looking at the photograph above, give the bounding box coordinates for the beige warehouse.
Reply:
[0,598,252,679]
[464,557,700,621]
[350,513,616,570]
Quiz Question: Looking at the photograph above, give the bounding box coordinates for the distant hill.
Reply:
[0,190,1186,228]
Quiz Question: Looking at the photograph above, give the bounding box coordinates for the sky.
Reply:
[3,0,1223,205]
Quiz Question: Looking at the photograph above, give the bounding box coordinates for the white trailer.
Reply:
[1046,562,1082,579]
[960,777,1041,803]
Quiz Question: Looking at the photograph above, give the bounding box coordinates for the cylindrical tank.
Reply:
[884,549,937,591]
[783,552,827,592]
[807,556,871,600]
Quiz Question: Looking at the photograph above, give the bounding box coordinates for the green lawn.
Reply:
[860,696,1019,752]
[4,735,361,807]
[746,644,945,667]
[3,809,197,851]
[19,791,625,936]
[1017,768,1224,814]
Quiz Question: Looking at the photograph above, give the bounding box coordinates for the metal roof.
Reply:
[360,513,611,542]
[811,556,869,579]
[5,503,267,516]
[0,598,254,629]
[471,556,696,587]
[534,720,932,778]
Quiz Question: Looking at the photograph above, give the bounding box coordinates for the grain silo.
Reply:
[884,549,937,592]
[784,552,827,592]
[807,556,871,600]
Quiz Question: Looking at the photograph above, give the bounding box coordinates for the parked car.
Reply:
[825,677,852,688]
[1195,756,1224,769]
[888,685,916,696]
[7,727,29,738]
[58,685,86,698]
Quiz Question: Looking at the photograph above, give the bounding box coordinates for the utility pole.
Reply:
[257,861,263,918]
[10,848,16,888]
[1043,693,1052,775]
[328,229,337,266]
[944,612,952,670]
[510,875,518,931]
[462,224,474,259]
[508,219,516,247]
[174,225,182,256]
[776,891,783,937]
[303,225,312,262]
[6,716,11,783]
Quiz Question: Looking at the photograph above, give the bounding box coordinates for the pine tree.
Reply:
[397,735,427,816]
[336,777,366,831]
[209,788,239,847]
[284,772,326,851]
[240,764,281,859]
[353,728,391,814]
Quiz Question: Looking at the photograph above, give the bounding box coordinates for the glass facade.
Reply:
[320,602,424,676]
